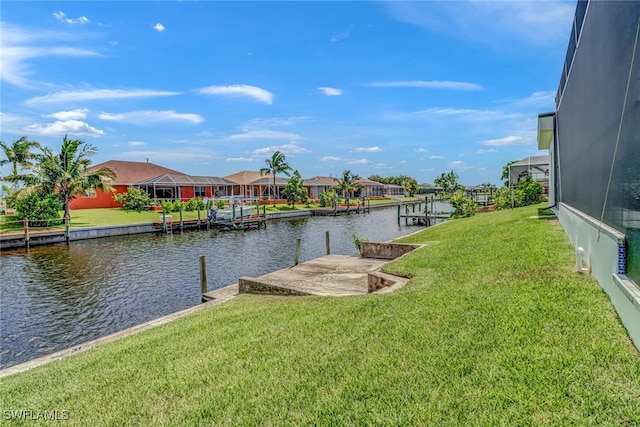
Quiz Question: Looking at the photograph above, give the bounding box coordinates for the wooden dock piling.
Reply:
[200,255,208,300]
[325,231,330,255]
[294,238,301,265]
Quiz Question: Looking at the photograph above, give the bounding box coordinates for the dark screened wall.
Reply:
[556,0,640,283]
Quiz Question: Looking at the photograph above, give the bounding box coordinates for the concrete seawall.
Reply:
[0,223,156,250]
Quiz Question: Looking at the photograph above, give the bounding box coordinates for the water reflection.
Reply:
[0,205,448,368]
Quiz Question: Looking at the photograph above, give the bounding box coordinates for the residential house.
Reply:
[75,160,183,209]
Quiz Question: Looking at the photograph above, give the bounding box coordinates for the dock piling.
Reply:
[294,238,301,265]
[23,218,30,250]
[325,231,330,255]
[200,255,208,300]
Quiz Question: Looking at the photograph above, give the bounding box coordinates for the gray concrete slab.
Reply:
[239,255,389,296]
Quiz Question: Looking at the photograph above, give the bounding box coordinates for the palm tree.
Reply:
[22,135,116,221]
[259,150,292,207]
[334,169,364,206]
[0,136,41,190]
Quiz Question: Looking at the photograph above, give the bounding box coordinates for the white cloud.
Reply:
[25,120,104,136]
[496,91,556,109]
[478,136,531,146]
[226,157,254,162]
[98,110,204,124]
[243,117,311,128]
[228,130,301,140]
[447,160,472,170]
[372,163,392,170]
[26,89,181,104]
[0,112,31,134]
[154,23,165,32]
[318,87,342,96]
[353,146,383,153]
[346,159,370,165]
[415,148,428,153]
[45,109,89,120]
[198,84,274,104]
[1,22,101,87]
[320,156,343,162]
[330,28,351,42]
[53,11,89,25]
[366,80,483,91]
[251,143,311,157]
[430,155,445,159]
[128,141,146,147]
[477,148,498,154]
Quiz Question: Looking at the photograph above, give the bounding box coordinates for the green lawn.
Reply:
[2,204,638,425]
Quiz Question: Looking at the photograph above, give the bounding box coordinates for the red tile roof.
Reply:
[89,160,184,185]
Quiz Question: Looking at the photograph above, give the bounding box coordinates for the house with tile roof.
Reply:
[73,160,184,209]
[75,160,235,209]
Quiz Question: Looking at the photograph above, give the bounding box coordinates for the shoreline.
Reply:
[1,201,438,251]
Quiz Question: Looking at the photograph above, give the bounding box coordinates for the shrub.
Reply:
[352,232,369,251]
[15,193,62,226]
[319,189,339,208]
[185,198,199,212]
[114,187,152,211]
[449,192,477,218]
[519,175,544,205]
[160,200,183,213]
[494,176,542,210]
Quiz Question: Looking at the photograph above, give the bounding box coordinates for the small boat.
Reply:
[213,205,255,221]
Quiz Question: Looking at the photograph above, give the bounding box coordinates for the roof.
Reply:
[135,174,237,186]
[510,155,549,168]
[247,176,290,186]
[223,170,266,185]
[90,160,183,185]
[307,176,338,186]
[304,177,336,186]
[358,178,385,187]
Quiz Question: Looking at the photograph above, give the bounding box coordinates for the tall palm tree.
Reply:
[22,135,116,221]
[259,150,292,207]
[334,169,364,206]
[0,136,41,190]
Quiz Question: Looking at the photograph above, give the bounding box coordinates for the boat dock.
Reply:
[153,213,267,233]
[397,201,450,226]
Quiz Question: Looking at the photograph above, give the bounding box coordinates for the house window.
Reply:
[195,186,206,198]
[82,189,97,198]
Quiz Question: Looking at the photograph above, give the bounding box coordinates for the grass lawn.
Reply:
[2,204,638,425]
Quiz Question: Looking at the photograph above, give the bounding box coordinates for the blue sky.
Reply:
[0,1,575,185]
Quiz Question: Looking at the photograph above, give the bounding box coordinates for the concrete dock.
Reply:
[237,253,411,297]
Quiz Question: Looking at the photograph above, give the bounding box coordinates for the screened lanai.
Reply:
[508,155,550,192]
[135,174,237,201]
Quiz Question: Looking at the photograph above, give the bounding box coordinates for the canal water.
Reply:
[0,205,449,369]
